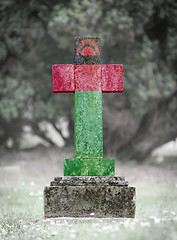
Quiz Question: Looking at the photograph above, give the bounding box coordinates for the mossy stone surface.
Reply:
[44,177,136,218]
[51,176,128,186]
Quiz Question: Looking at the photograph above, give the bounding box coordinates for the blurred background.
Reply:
[0,0,177,163]
[1,2,177,238]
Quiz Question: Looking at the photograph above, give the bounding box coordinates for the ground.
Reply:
[0,147,177,240]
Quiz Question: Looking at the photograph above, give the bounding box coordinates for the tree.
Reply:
[0,0,176,161]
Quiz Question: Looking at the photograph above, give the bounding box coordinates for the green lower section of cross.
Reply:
[64,158,115,176]
[66,91,115,176]
[74,91,103,158]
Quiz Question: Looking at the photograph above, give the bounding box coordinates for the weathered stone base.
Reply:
[44,177,136,218]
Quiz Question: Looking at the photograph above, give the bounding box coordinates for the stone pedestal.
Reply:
[44,176,136,218]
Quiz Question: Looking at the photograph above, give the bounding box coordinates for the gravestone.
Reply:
[44,37,136,218]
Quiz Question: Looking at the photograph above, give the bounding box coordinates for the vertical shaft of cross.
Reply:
[74,91,103,159]
[74,37,103,159]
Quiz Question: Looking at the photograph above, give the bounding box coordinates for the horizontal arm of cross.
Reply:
[52,64,123,93]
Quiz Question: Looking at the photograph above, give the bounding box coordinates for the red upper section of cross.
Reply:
[52,64,123,93]
[53,38,123,93]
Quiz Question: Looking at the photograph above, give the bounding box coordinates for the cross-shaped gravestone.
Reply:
[44,37,135,218]
[52,37,123,176]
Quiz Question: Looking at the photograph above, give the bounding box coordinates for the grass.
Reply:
[0,147,177,239]
[0,180,177,240]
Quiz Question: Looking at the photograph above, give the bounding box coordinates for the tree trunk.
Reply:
[103,90,177,161]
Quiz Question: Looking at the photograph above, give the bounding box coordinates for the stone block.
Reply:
[102,64,123,92]
[52,64,75,93]
[64,158,115,176]
[75,65,102,91]
[74,91,103,159]
[75,37,101,65]
[44,177,136,218]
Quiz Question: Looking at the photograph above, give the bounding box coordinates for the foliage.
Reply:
[0,0,176,158]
